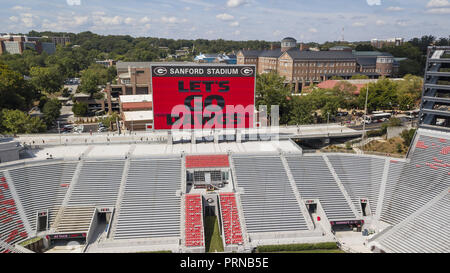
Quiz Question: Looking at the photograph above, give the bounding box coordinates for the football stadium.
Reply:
[0,47,449,254]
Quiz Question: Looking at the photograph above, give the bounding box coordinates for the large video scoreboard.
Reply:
[151,65,256,130]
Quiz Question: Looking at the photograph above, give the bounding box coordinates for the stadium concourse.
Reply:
[0,127,448,253]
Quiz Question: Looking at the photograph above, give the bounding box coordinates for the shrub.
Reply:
[256,242,338,252]
[72,102,88,117]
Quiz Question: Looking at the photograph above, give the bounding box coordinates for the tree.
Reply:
[351,74,369,80]
[321,100,340,118]
[355,44,375,51]
[72,102,88,117]
[42,98,62,127]
[78,64,110,97]
[288,97,314,125]
[398,59,422,77]
[400,128,416,147]
[30,66,64,93]
[358,79,398,112]
[0,109,46,134]
[255,72,292,124]
[0,62,37,111]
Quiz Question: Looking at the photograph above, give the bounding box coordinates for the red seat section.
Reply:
[219,193,243,245]
[440,146,450,155]
[416,141,429,149]
[185,155,230,169]
[0,175,28,247]
[184,194,204,247]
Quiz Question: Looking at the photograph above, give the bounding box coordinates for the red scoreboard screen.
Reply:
[151,65,256,130]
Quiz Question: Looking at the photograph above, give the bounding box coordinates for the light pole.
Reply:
[57,121,61,145]
[362,84,369,150]
[327,112,330,135]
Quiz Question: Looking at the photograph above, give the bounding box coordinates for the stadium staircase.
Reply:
[374,158,392,221]
[51,161,83,232]
[227,154,250,246]
[232,155,309,234]
[108,158,130,239]
[184,194,204,247]
[327,154,385,217]
[113,158,181,240]
[322,155,360,218]
[53,206,95,234]
[280,154,315,230]
[218,193,243,245]
[286,155,358,222]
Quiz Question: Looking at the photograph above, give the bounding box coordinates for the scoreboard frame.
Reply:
[150,64,256,131]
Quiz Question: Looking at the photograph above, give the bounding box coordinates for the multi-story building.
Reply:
[0,34,56,55]
[95,59,116,67]
[419,46,450,131]
[51,36,71,46]
[105,61,155,114]
[237,37,400,93]
[371,38,404,48]
[119,95,153,131]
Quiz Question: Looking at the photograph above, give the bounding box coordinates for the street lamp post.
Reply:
[327,112,330,135]
[362,84,369,150]
[57,121,61,145]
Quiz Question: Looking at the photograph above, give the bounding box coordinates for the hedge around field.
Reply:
[256,242,338,252]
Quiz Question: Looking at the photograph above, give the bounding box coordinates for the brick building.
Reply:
[0,34,56,55]
[237,37,400,93]
[371,38,404,48]
[105,61,154,114]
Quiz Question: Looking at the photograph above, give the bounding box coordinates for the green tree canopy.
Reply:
[288,96,314,125]
[0,109,46,134]
[0,62,37,111]
[42,98,62,127]
[78,64,111,97]
[72,102,88,117]
[30,66,64,93]
[255,72,292,124]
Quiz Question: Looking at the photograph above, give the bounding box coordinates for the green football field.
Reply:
[204,216,224,253]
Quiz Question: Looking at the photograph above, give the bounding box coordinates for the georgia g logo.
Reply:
[241,67,253,76]
[154,67,168,76]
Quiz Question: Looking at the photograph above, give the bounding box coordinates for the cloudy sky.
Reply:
[1,0,449,42]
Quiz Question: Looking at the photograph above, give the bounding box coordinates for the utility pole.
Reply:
[327,112,330,136]
[57,121,61,145]
[362,84,369,150]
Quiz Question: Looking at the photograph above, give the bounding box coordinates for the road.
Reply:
[349,117,418,131]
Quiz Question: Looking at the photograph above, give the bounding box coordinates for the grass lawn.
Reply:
[362,136,408,155]
[204,216,224,253]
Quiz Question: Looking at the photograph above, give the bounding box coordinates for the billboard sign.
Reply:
[151,65,256,130]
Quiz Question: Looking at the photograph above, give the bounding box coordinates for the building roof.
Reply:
[185,154,230,169]
[352,51,393,57]
[282,37,297,42]
[119,95,152,103]
[259,48,284,58]
[123,111,153,122]
[73,93,91,98]
[122,102,153,110]
[238,49,264,57]
[329,46,352,50]
[356,57,377,66]
[285,50,356,60]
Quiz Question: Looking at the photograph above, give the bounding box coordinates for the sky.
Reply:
[1,0,449,42]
